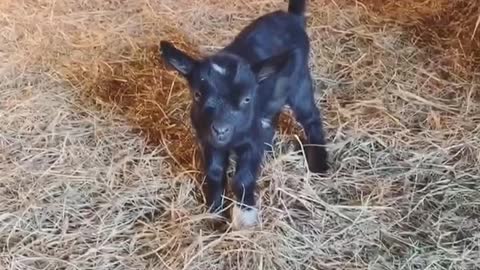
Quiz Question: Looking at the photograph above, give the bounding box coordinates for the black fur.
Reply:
[288,0,307,16]
[159,0,328,219]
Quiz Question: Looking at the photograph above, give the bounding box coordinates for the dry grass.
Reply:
[1,0,480,269]
[358,0,480,76]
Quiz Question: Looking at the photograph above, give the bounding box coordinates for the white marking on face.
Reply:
[211,62,226,75]
[261,118,271,129]
[231,204,258,230]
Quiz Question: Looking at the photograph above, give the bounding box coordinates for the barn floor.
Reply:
[1,0,479,269]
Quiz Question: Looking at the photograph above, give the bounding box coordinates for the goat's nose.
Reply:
[211,124,231,136]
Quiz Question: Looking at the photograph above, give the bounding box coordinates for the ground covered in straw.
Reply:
[1,0,479,269]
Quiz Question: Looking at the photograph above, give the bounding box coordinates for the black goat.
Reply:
[159,0,328,230]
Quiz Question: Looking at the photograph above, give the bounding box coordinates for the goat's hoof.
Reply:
[309,159,329,174]
[304,146,329,174]
[210,217,228,231]
[206,210,228,230]
[231,205,259,230]
[205,204,230,229]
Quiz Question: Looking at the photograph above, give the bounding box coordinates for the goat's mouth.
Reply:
[208,132,233,148]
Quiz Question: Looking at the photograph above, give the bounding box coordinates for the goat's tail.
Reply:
[288,0,306,16]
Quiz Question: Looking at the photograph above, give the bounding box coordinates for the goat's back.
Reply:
[223,11,309,65]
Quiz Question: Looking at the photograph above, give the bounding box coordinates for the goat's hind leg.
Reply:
[287,72,329,174]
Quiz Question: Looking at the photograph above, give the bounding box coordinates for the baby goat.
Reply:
[159,0,328,230]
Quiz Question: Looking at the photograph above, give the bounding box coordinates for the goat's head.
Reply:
[159,41,292,148]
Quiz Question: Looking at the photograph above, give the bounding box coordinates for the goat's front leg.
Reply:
[201,145,230,218]
[230,143,263,230]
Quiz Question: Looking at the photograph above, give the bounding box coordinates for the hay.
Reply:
[1,0,479,269]
[358,0,480,76]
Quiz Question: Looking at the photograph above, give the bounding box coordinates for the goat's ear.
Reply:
[251,50,293,83]
[159,41,196,77]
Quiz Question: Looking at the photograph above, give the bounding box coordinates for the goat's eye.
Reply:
[242,96,251,104]
[193,91,201,101]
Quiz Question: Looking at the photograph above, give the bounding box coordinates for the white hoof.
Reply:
[231,204,258,230]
